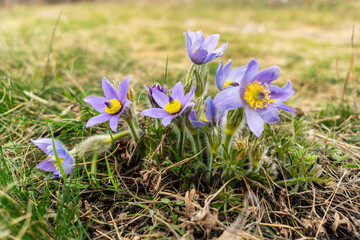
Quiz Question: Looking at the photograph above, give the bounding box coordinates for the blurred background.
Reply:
[0,0,358,111]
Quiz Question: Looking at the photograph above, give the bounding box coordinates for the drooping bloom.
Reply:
[141,82,196,126]
[84,76,132,132]
[184,29,228,65]
[32,138,74,178]
[216,59,247,91]
[214,59,295,137]
[189,97,224,128]
[146,83,170,108]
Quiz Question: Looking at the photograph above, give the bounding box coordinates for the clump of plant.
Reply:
[31,29,325,193]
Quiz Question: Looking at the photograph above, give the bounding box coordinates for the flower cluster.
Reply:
[32,29,294,179]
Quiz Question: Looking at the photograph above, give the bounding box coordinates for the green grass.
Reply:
[1,0,359,239]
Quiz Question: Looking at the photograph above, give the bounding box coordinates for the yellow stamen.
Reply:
[222,78,234,90]
[192,47,198,54]
[105,99,122,114]
[48,155,64,169]
[201,113,208,122]
[164,99,181,114]
[244,81,275,110]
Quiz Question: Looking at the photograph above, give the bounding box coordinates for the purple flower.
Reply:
[189,97,224,128]
[141,82,196,126]
[32,138,74,178]
[184,29,228,65]
[214,59,295,137]
[146,83,170,96]
[84,76,132,132]
[216,59,247,91]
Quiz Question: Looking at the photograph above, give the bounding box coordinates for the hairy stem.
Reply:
[223,129,234,154]
[178,129,185,159]
[111,131,130,142]
[127,121,139,142]
[185,63,195,85]
[206,152,216,183]
[191,133,201,155]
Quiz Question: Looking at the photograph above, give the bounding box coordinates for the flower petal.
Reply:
[85,113,112,127]
[109,112,121,132]
[201,33,220,52]
[182,86,196,106]
[216,60,233,91]
[32,138,53,152]
[216,60,225,91]
[188,30,205,48]
[229,65,247,83]
[46,145,67,158]
[171,82,184,102]
[211,42,228,56]
[218,110,226,126]
[117,76,130,104]
[192,48,208,65]
[152,88,169,108]
[119,100,132,116]
[214,87,244,111]
[268,80,295,102]
[204,97,216,123]
[252,66,280,85]
[62,153,74,176]
[245,105,264,137]
[256,104,280,123]
[37,158,57,172]
[222,59,232,79]
[83,96,106,113]
[189,110,204,128]
[241,59,259,89]
[184,32,195,60]
[141,108,172,118]
[203,42,228,64]
[178,102,195,116]
[102,77,118,100]
[162,116,175,126]
[32,138,64,156]
[274,102,295,115]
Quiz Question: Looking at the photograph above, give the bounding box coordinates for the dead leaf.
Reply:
[331,211,355,236]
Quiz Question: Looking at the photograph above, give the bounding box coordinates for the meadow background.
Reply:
[1,0,359,239]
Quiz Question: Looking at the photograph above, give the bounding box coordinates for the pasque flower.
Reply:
[184,29,228,65]
[216,59,247,91]
[84,76,132,132]
[32,138,74,178]
[141,82,196,126]
[189,97,224,128]
[214,59,295,137]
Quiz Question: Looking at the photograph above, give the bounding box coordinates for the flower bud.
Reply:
[127,87,136,102]
[225,108,245,135]
[249,141,265,172]
[69,132,130,159]
[70,134,113,160]
[233,136,250,161]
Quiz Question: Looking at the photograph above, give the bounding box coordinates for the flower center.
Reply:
[105,99,122,114]
[244,81,275,109]
[164,99,181,114]
[201,113,208,122]
[222,78,234,90]
[192,47,199,54]
[48,155,64,169]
